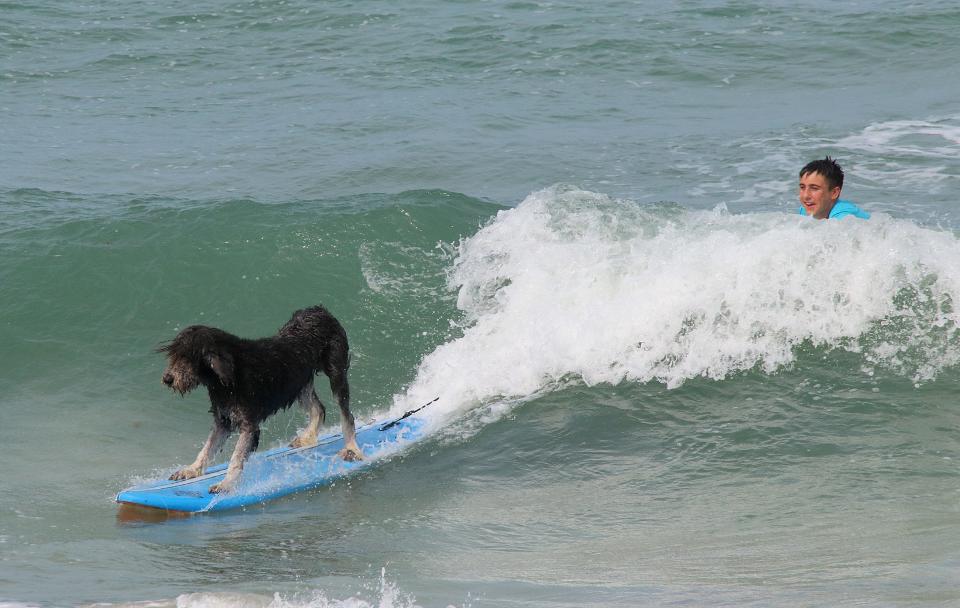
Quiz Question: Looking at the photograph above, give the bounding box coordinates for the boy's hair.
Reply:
[800,156,844,191]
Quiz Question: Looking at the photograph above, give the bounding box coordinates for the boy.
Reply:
[798,157,870,220]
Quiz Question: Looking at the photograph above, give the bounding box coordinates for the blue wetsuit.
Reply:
[798,199,870,219]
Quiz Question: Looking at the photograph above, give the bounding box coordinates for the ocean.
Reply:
[2,1,960,606]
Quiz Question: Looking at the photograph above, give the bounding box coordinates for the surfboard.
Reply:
[116,413,428,514]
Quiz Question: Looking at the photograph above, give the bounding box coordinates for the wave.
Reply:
[75,569,427,608]
[837,115,960,161]
[0,188,503,413]
[835,114,960,195]
[6,184,959,424]
[395,185,960,424]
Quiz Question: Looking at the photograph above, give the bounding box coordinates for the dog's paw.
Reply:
[169,466,202,481]
[338,447,364,462]
[289,435,317,449]
[208,481,233,494]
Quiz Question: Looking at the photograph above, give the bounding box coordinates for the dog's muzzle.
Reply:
[162,372,175,387]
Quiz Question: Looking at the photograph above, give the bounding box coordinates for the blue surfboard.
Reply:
[116,415,428,514]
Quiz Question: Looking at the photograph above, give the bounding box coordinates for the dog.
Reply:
[158,305,360,494]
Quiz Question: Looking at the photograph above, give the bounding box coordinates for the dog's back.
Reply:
[276,305,349,373]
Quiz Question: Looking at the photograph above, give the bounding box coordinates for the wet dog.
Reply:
[158,305,359,493]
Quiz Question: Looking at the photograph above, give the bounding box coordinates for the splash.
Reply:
[394,186,960,422]
[172,569,423,608]
[81,570,436,608]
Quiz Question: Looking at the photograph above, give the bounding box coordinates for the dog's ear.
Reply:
[205,351,235,386]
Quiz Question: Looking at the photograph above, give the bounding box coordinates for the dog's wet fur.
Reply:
[158,305,359,494]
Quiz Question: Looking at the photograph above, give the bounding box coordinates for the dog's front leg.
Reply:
[209,428,259,494]
[170,424,228,481]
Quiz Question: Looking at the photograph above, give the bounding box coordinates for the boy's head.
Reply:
[798,157,844,219]
[799,156,844,191]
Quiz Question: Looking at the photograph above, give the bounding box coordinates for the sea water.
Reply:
[2,1,960,606]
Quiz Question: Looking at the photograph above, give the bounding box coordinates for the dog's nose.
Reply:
[162,373,174,386]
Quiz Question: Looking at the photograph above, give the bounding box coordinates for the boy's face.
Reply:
[798,171,841,219]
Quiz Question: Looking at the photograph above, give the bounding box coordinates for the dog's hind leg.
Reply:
[170,422,229,481]
[209,427,260,494]
[328,368,362,461]
[290,380,326,448]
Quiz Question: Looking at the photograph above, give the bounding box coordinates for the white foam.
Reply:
[392,185,960,422]
[358,241,447,297]
[837,117,960,159]
[834,116,960,192]
[82,570,434,608]
[173,569,423,608]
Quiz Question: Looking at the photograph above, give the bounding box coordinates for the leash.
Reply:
[379,396,440,431]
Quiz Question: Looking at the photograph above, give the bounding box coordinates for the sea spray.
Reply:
[395,186,960,423]
[171,568,424,608]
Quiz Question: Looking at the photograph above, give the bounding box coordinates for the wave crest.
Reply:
[398,186,960,419]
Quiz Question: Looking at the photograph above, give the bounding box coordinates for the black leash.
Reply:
[379,396,440,431]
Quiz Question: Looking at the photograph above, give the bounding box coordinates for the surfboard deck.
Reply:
[116,416,426,514]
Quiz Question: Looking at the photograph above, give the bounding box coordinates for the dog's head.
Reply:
[157,325,236,395]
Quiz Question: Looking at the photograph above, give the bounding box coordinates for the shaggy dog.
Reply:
[158,305,359,494]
